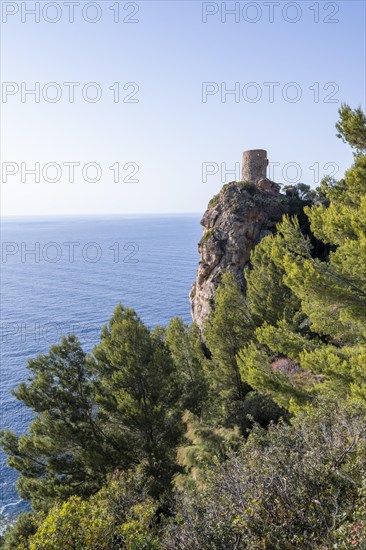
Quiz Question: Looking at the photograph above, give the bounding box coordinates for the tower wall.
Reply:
[242,149,268,182]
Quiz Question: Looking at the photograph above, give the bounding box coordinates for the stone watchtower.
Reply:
[242,149,268,182]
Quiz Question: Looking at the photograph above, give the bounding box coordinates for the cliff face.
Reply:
[190,180,291,331]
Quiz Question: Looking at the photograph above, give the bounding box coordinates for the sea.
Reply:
[0,214,202,531]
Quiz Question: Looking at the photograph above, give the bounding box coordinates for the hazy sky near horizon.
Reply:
[1,0,365,216]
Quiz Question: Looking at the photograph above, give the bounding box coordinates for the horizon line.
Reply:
[1,212,203,220]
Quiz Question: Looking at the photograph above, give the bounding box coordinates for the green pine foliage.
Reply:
[204,271,254,404]
[174,410,241,489]
[336,103,366,152]
[90,305,187,499]
[15,469,158,550]
[0,335,108,511]
[203,272,286,432]
[245,232,300,326]
[237,105,366,412]
[164,318,208,417]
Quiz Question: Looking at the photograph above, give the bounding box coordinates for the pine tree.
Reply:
[174,410,240,489]
[204,272,287,429]
[204,272,254,404]
[165,318,208,416]
[336,103,366,152]
[245,232,300,326]
[238,105,366,411]
[0,336,107,511]
[91,305,184,498]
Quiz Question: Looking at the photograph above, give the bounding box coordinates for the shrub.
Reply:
[209,194,219,207]
[162,402,366,549]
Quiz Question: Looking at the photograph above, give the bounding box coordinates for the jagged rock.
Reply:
[270,357,326,384]
[256,178,281,194]
[190,180,291,331]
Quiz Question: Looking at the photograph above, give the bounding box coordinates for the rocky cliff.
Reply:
[190,179,292,331]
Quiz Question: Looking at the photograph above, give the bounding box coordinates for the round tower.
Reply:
[242,149,268,182]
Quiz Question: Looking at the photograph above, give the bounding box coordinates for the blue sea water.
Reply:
[0,215,201,528]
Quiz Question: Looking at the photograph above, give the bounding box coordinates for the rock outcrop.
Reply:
[190,150,293,331]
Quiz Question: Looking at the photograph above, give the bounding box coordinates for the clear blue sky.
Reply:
[1,0,365,216]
